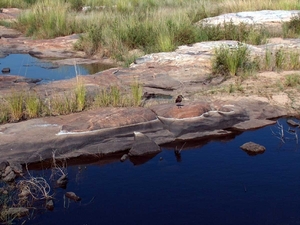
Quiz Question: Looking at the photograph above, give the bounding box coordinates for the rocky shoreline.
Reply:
[0,9,299,167]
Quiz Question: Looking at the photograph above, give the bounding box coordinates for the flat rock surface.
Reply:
[200,10,300,26]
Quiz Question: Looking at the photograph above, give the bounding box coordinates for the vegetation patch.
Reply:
[212,43,258,77]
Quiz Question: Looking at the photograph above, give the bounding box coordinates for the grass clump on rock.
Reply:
[285,74,300,87]
[212,43,257,77]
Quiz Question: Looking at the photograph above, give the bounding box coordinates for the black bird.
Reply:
[175,95,184,108]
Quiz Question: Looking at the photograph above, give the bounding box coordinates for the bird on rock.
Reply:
[175,95,184,108]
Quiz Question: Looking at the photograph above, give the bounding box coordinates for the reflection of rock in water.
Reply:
[129,153,159,166]
[240,142,266,156]
[174,150,182,162]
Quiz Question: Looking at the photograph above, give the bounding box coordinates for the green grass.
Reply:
[49,92,77,115]
[131,82,143,106]
[24,92,42,118]
[75,76,86,111]
[285,74,300,87]
[212,43,257,77]
[94,86,124,107]
[260,48,300,72]
[4,0,298,65]
[0,0,298,66]
[6,91,24,122]
[283,13,300,38]
[15,0,83,38]
[0,101,9,124]
[0,0,35,8]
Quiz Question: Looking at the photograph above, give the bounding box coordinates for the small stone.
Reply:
[2,171,16,182]
[0,161,9,172]
[57,174,68,189]
[1,67,10,73]
[46,199,54,211]
[240,142,266,155]
[9,162,23,175]
[65,192,81,202]
[120,154,128,162]
[2,166,12,177]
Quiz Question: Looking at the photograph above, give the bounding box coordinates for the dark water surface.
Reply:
[0,54,112,82]
[21,118,300,225]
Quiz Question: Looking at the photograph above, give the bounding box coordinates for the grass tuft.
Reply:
[212,43,257,77]
[285,74,300,87]
[6,91,24,122]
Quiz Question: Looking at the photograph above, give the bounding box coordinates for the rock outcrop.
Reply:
[199,10,300,34]
[128,132,161,156]
[0,9,298,165]
[0,97,286,164]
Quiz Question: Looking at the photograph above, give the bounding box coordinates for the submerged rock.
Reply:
[0,161,9,172]
[65,192,81,202]
[240,142,266,156]
[46,199,54,211]
[120,154,129,162]
[287,119,300,127]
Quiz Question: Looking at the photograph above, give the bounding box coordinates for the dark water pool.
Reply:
[0,54,112,82]
[19,118,300,225]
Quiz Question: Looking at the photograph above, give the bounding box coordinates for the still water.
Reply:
[0,54,113,82]
[20,118,300,225]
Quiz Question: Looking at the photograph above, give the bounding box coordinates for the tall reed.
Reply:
[6,91,24,122]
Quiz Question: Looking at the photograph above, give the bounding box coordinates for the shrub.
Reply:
[212,43,256,77]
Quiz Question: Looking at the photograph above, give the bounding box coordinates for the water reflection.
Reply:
[13,118,300,225]
[0,54,114,82]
